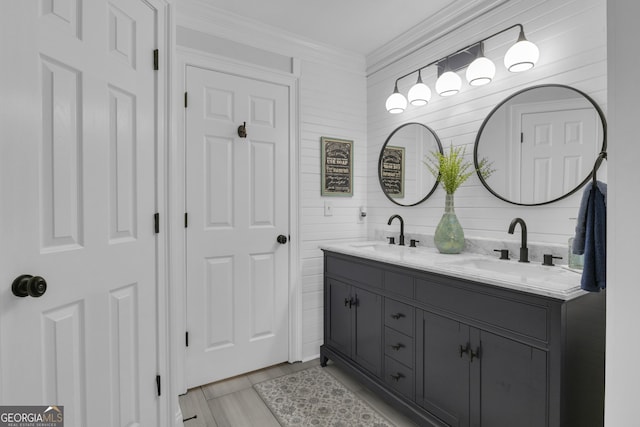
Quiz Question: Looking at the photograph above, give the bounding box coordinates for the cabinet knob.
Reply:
[390,313,405,320]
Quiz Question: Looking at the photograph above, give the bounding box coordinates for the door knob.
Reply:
[12,274,47,298]
[277,235,288,244]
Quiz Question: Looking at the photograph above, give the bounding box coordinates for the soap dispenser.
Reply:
[567,218,584,270]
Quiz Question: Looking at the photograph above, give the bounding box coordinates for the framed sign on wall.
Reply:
[321,137,353,196]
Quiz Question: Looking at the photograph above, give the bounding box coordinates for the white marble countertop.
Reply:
[320,241,587,301]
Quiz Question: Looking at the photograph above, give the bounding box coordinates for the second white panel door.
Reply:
[185,66,290,388]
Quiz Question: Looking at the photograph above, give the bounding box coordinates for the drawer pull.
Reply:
[390,313,405,320]
[390,343,405,351]
[390,372,405,382]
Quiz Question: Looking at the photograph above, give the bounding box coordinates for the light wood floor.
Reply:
[179,359,419,427]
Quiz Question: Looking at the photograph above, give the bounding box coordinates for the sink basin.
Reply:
[447,258,550,275]
[438,257,580,289]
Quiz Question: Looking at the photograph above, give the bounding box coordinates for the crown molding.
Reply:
[175,0,365,75]
[366,0,509,76]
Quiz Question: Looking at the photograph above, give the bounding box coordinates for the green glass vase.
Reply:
[434,193,465,254]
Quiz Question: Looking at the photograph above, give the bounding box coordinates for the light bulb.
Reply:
[385,84,407,114]
[504,29,539,72]
[436,71,461,97]
[466,56,495,86]
[407,72,432,106]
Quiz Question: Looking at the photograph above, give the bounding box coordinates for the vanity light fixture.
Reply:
[385,24,539,113]
[466,44,496,86]
[435,59,462,96]
[407,70,432,106]
[504,27,540,72]
[386,82,408,114]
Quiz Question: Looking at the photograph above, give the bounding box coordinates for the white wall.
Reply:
[605,1,640,424]
[367,0,607,246]
[175,0,368,362]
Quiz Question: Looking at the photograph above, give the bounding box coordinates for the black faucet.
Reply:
[387,215,405,246]
[508,218,529,263]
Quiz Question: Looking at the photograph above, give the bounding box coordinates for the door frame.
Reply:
[171,46,302,394]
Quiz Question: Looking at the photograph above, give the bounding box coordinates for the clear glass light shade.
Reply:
[435,71,462,97]
[504,39,539,72]
[466,56,496,86]
[386,91,407,114]
[408,82,432,106]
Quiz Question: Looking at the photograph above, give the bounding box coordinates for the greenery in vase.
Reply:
[424,143,494,194]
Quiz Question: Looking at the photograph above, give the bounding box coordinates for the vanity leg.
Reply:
[320,354,328,367]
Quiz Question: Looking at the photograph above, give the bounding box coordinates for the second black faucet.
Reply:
[508,217,529,263]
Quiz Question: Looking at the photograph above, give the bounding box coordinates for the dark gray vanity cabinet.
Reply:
[320,250,605,427]
[416,311,546,427]
[325,277,383,377]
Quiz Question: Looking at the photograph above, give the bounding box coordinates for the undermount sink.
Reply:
[438,256,580,288]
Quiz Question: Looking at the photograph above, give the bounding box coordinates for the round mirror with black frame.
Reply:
[474,84,607,206]
[378,122,443,206]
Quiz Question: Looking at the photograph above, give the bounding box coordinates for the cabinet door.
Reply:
[473,331,547,427]
[325,278,352,356]
[417,311,471,427]
[353,286,383,377]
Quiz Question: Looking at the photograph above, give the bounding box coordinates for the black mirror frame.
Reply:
[473,84,608,206]
[378,122,443,207]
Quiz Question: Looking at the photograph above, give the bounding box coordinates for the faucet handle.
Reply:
[493,249,509,260]
[387,236,395,245]
[410,239,420,248]
[542,254,563,266]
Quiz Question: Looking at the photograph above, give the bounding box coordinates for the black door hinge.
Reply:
[153,49,159,71]
[185,212,188,228]
[520,132,524,143]
[186,331,189,347]
[156,375,161,396]
[154,213,160,234]
[184,92,188,108]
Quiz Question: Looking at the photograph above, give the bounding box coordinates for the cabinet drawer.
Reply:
[326,255,382,288]
[385,299,414,337]
[385,356,414,400]
[416,277,548,341]
[384,270,414,297]
[384,327,414,368]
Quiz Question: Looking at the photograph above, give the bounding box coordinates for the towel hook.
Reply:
[237,122,247,138]
[592,151,607,185]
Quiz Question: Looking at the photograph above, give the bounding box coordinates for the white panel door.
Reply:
[520,108,599,203]
[185,66,290,387]
[0,1,159,426]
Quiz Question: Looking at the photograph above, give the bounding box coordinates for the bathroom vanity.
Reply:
[320,243,605,427]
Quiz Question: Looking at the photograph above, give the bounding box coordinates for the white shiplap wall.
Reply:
[175,0,368,362]
[367,0,607,246]
[298,60,367,359]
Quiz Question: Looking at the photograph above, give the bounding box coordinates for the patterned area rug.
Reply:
[254,366,393,427]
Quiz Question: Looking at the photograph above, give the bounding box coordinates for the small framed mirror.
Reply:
[378,122,443,206]
[474,84,607,206]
